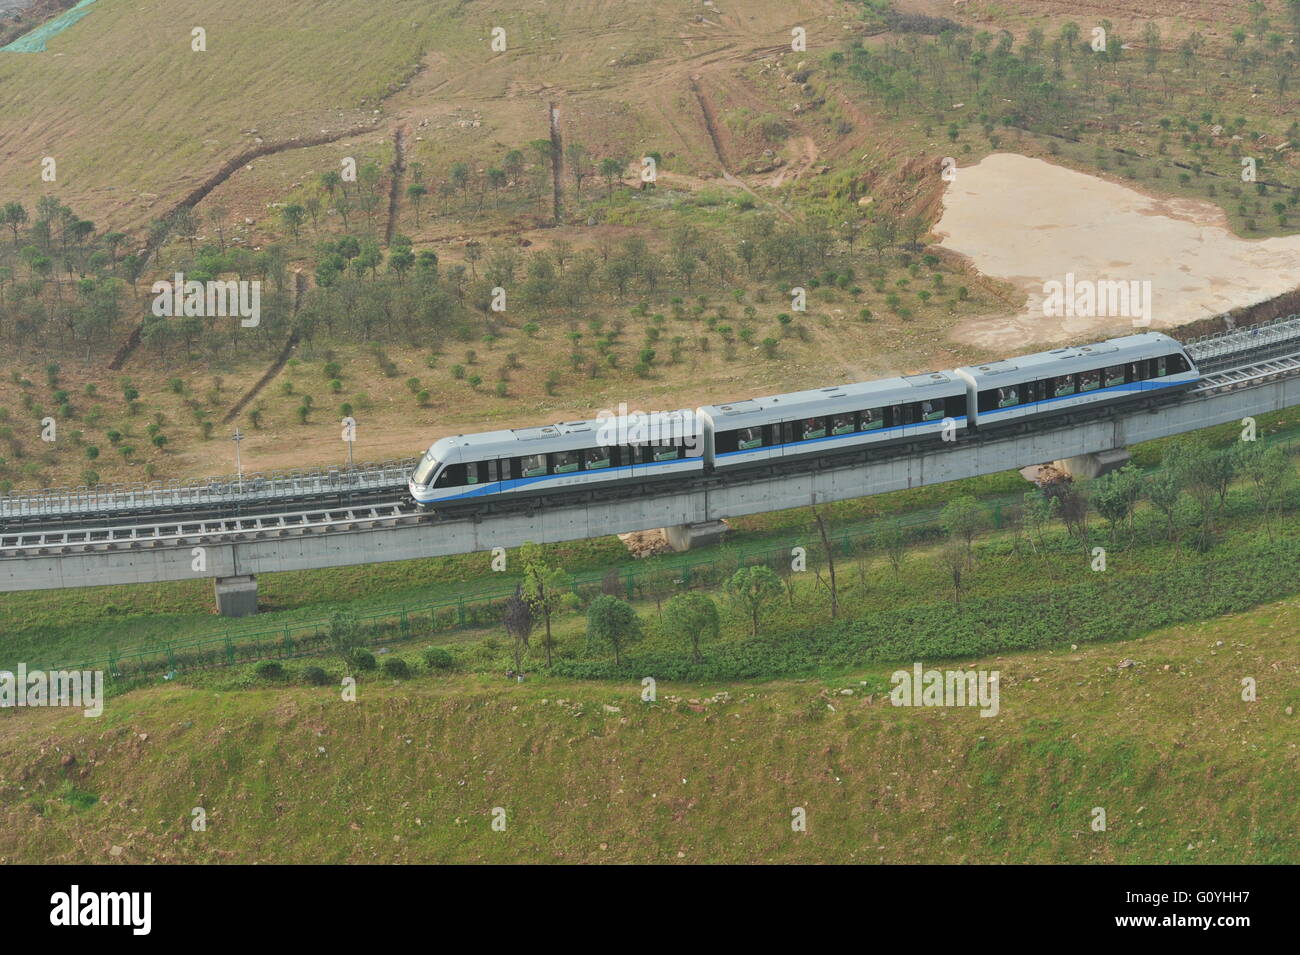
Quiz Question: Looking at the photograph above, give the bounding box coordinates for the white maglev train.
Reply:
[408,331,1197,508]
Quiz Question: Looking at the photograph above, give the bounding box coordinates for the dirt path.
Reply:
[384,125,407,246]
[220,271,307,425]
[107,119,383,371]
[689,75,730,173]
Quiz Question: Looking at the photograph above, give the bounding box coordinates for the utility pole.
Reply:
[549,101,563,224]
[231,428,244,491]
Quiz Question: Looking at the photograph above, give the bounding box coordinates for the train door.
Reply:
[485,459,504,495]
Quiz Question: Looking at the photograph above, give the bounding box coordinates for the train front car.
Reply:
[954,332,1199,429]
[700,372,968,471]
[408,409,706,509]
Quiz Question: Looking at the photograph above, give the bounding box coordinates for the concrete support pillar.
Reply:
[1053,447,1131,480]
[214,574,258,617]
[663,520,729,552]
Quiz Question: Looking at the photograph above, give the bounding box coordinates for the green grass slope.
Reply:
[1,595,1295,864]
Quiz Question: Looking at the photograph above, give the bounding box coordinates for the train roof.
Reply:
[424,408,701,460]
[699,373,962,427]
[955,332,1188,382]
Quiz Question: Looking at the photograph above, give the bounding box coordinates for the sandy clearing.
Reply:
[933,152,1300,352]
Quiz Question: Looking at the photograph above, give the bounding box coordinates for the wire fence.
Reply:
[18,429,1300,685]
[28,509,958,684]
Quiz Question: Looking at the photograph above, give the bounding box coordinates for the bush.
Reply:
[255,661,285,680]
[301,666,329,686]
[350,648,376,671]
[422,646,455,671]
[381,657,411,679]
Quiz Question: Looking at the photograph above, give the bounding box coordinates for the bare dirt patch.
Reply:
[934,152,1300,352]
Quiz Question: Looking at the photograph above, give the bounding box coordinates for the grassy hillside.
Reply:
[0,594,1295,863]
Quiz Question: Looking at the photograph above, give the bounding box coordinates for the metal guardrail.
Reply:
[0,458,417,521]
[0,501,415,555]
[1185,314,1300,369]
[1195,354,1300,392]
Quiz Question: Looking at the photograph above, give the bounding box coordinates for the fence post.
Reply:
[224,636,235,665]
[457,595,466,628]
[401,612,410,637]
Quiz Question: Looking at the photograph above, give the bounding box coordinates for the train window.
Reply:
[800,417,827,441]
[1053,375,1075,397]
[1154,356,1168,378]
[1104,365,1125,388]
[860,407,885,431]
[831,414,855,435]
[1128,362,1146,382]
[652,444,680,462]
[412,453,440,486]
[919,398,944,421]
[1022,381,1045,405]
[553,451,580,474]
[1079,370,1100,392]
[433,463,468,488]
[583,447,611,470]
[1168,352,1190,374]
[737,427,763,450]
[520,454,547,478]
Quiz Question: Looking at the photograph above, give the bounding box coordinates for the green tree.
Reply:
[327,610,363,676]
[1236,442,1291,540]
[1091,464,1143,545]
[598,157,624,199]
[1021,489,1058,554]
[661,592,719,663]
[280,203,305,238]
[725,565,782,637]
[940,494,985,564]
[520,541,570,666]
[585,595,641,665]
[878,519,907,576]
[1144,468,1183,549]
[501,585,534,674]
[1,202,28,247]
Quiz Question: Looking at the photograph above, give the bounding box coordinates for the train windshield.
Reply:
[411,451,440,486]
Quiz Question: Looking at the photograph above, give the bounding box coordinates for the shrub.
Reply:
[381,657,411,679]
[423,646,455,671]
[350,648,377,671]
[255,661,285,680]
[301,666,329,686]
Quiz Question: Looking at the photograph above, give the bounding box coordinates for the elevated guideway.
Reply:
[3,349,1298,613]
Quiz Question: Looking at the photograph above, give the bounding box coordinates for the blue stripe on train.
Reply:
[716,415,968,460]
